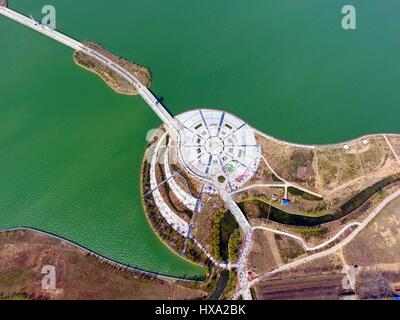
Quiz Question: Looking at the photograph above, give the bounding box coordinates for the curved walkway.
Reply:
[234,188,400,299]
[3,6,400,299]
[261,155,323,198]
[221,192,253,299]
[150,135,229,269]
[150,134,189,236]
[163,144,197,211]
[253,222,361,252]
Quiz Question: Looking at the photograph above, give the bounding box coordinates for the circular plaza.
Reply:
[176,109,261,191]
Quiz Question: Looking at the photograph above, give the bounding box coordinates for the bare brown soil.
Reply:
[274,234,306,263]
[256,134,317,192]
[192,199,222,256]
[73,42,151,96]
[241,157,277,186]
[256,133,400,213]
[254,253,349,300]
[356,264,400,299]
[388,135,400,158]
[255,274,347,300]
[256,252,400,299]
[264,254,344,283]
[247,176,400,300]
[140,129,400,291]
[316,136,399,208]
[0,230,207,300]
[247,182,400,249]
[254,192,400,299]
[247,229,282,275]
[343,195,400,266]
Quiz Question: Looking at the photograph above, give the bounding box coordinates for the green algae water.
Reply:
[1,0,399,276]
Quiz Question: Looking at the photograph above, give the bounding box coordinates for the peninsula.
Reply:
[74,42,152,95]
[1,5,400,301]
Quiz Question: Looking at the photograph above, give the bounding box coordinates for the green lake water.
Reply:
[0,0,399,277]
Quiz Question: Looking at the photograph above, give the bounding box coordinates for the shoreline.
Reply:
[176,107,400,149]
[0,226,203,282]
[255,128,400,150]
[2,5,400,290]
[73,42,152,96]
[139,111,400,276]
[72,55,137,97]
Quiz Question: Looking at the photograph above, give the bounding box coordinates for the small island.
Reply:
[73,42,152,95]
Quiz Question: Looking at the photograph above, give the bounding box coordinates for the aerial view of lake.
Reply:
[0,0,399,277]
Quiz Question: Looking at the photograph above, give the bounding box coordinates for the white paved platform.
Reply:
[150,134,189,236]
[163,144,197,211]
[176,109,261,191]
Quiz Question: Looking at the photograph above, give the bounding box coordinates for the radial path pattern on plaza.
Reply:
[176,109,261,191]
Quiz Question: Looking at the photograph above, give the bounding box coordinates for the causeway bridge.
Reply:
[0,6,255,299]
[0,6,178,131]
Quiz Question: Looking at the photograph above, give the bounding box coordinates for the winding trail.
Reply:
[3,6,400,300]
[150,134,231,269]
[260,156,323,198]
[0,4,235,286]
[234,188,400,299]
[252,222,361,252]
[220,193,254,299]
[163,144,197,211]
[230,183,287,195]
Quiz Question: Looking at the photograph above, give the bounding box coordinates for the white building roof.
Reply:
[176,109,261,191]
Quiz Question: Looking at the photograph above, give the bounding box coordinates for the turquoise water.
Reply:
[0,0,399,277]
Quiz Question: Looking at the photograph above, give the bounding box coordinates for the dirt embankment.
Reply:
[253,133,400,218]
[0,229,207,300]
[343,195,400,266]
[255,251,400,300]
[73,42,152,96]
